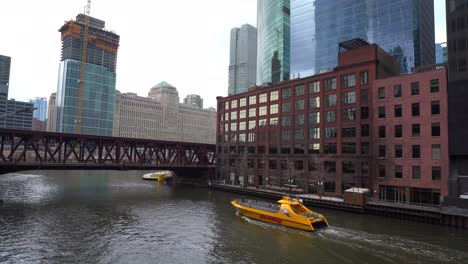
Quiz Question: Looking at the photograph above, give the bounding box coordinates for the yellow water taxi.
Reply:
[231,196,329,232]
[142,171,174,182]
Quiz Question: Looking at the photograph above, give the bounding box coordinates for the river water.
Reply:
[0,170,467,264]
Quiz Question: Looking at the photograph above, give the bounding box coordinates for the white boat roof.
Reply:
[344,187,370,193]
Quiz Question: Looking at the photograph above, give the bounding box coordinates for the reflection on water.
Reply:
[0,170,467,264]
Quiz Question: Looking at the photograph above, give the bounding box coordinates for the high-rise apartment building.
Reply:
[257,0,290,85]
[0,55,33,130]
[113,82,216,144]
[446,0,468,198]
[55,14,119,136]
[30,97,47,121]
[30,97,47,131]
[436,42,448,64]
[47,93,57,132]
[228,24,257,95]
[216,41,449,206]
[290,0,435,77]
[184,94,204,109]
[0,55,11,119]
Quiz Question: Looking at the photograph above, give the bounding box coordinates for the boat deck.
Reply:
[237,199,280,213]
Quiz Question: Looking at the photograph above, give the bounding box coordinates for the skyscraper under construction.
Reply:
[55,14,120,136]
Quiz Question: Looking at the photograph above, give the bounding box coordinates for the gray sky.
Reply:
[0,0,446,108]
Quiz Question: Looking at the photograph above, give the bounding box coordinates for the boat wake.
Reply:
[317,226,468,263]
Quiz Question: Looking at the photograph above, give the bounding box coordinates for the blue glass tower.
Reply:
[291,0,435,76]
[257,0,290,85]
[30,97,47,121]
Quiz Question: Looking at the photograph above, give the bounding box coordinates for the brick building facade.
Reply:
[215,41,448,206]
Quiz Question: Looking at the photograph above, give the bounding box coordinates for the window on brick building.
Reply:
[324,143,337,154]
[342,127,356,138]
[309,112,320,124]
[395,125,403,138]
[259,106,267,116]
[325,78,336,91]
[431,101,440,115]
[343,108,356,121]
[249,108,256,117]
[361,106,369,119]
[309,97,320,108]
[412,124,420,137]
[295,128,305,140]
[280,160,288,170]
[395,144,403,159]
[342,74,356,88]
[361,89,369,102]
[326,110,336,123]
[361,124,369,137]
[342,161,356,174]
[249,95,256,105]
[378,87,385,99]
[324,161,336,173]
[379,165,386,178]
[360,71,368,85]
[309,127,320,139]
[281,146,291,154]
[270,91,279,101]
[379,126,386,138]
[295,99,305,110]
[325,127,337,138]
[412,145,421,159]
[362,161,369,175]
[309,81,320,93]
[295,84,305,96]
[295,114,305,125]
[432,144,441,160]
[432,166,441,181]
[309,143,320,154]
[342,91,356,104]
[430,79,439,93]
[412,166,421,180]
[394,84,402,97]
[379,145,386,159]
[395,165,403,179]
[394,105,402,117]
[412,103,420,116]
[342,143,356,154]
[269,160,277,169]
[411,82,419,95]
[326,94,337,106]
[378,106,386,118]
[282,88,291,99]
[294,144,305,154]
[282,101,290,113]
[361,142,370,154]
[432,122,440,137]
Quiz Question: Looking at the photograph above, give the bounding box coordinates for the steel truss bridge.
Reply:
[0,129,216,175]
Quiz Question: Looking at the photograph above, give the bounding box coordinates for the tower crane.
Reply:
[75,0,91,134]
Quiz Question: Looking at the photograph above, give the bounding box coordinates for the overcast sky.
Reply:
[0,0,446,109]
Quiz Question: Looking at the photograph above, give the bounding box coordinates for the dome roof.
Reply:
[152,81,175,89]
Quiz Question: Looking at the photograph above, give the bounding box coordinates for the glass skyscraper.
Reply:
[257,0,290,85]
[228,24,257,95]
[55,14,119,136]
[30,97,47,121]
[291,0,435,76]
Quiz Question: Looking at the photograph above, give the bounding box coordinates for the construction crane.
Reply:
[75,0,92,134]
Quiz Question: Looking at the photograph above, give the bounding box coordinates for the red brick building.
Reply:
[215,40,449,205]
[372,69,448,205]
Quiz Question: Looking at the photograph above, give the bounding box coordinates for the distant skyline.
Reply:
[0,0,445,108]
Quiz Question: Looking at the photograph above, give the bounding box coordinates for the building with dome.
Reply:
[113,81,216,144]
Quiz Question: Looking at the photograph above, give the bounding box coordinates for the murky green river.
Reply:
[0,170,467,263]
